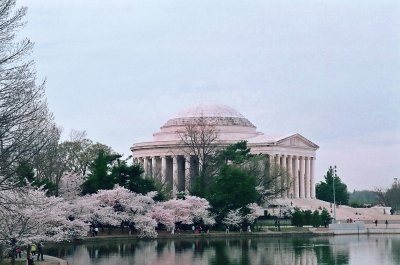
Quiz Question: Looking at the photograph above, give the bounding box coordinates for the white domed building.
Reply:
[131,104,319,199]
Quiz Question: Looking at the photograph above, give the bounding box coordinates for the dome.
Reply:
[163,104,255,128]
[173,104,246,119]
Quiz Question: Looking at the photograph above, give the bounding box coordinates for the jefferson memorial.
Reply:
[131,104,319,199]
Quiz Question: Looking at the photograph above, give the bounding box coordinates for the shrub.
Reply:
[311,210,321,227]
[291,208,304,227]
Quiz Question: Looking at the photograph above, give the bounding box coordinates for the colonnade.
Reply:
[134,153,315,199]
[270,154,315,199]
[134,155,199,195]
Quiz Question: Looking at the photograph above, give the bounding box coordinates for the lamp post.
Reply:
[332,165,337,224]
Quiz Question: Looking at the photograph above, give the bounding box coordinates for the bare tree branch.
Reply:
[177,116,220,194]
[0,0,58,190]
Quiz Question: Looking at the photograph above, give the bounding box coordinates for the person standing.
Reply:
[15,246,22,259]
[31,243,37,256]
[37,243,44,261]
[27,251,35,265]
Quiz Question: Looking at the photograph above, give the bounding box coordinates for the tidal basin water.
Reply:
[47,235,400,265]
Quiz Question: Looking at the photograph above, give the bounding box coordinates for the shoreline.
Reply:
[78,226,400,243]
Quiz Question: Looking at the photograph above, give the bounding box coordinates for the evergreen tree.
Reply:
[303,210,313,225]
[81,151,166,199]
[215,141,252,165]
[320,208,332,226]
[208,165,258,221]
[316,166,349,205]
[291,208,304,227]
[311,210,321,227]
[16,161,57,195]
[81,150,119,194]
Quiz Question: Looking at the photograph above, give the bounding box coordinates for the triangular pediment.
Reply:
[275,134,319,149]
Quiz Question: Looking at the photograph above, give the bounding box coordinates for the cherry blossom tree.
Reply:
[0,185,88,263]
[244,203,263,224]
[71,194,120,227]
[58,173,84,200]
[184,195,215,225]
[70,186,159,238]
[88,189,216,236]
[222,203,263,230]
[114,189,158,238]
[222,209,243,229]
[155,195,215,229]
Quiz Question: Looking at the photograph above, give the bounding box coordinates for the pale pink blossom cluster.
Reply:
[153,195,215,229]
[222,209,243,228]
[68,187,215,238]
[0,185,89,251]
[58,173,84,200]
[1,182,259,247]
[222,203,263,228]
[245,203,263,224]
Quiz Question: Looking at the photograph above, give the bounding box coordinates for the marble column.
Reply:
[269,154,274,168]
[172,156,178,195]
[310,157,316,198]
[295,255,301,265]
[287,155,293,198]
[275,154,280,194]
[293,156,299,198]
[151,156,157,178]
[301,252,306,265]
[299,156,304,198]
[281,155,286,198]
[161,156,167,183]
[185,156,191,193]
[305,157,310,198]
[143,157,149,177]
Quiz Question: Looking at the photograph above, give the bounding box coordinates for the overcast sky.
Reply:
[18,0,400,191]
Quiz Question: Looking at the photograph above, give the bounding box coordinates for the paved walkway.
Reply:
[10,253,67,265]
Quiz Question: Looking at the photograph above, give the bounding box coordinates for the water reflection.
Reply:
[46,235,400,265]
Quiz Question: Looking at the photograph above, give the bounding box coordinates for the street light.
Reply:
[332,165,337,224]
